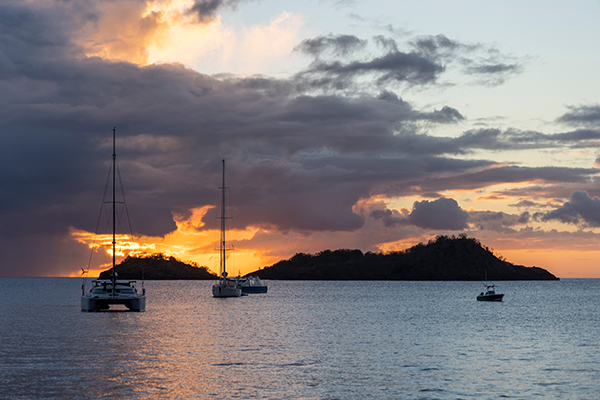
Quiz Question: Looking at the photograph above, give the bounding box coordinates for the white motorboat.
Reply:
[476,284,504,302]
[212,159,242,298]
[237,276,268,294]
[81,128,146,311]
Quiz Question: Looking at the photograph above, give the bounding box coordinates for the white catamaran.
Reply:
[81,128,146,311]
[212,159,242,298]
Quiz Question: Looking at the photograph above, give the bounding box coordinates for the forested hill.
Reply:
[98,253,218,280]
[250,235,559,281]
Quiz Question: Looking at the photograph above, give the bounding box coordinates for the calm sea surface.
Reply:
[1,278,599,399]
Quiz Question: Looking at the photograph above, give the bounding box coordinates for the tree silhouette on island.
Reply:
[252,235,558,281]
[99,235,558,281]
[98,253,218,280]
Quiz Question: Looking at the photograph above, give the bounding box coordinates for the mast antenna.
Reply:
[112,127,116,291]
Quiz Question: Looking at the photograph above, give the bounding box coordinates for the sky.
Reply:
[2,0,600,278]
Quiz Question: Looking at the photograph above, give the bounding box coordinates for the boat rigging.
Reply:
[81,127,146,311]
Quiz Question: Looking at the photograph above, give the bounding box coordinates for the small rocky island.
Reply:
[98,253,218,280]
[248,235,559,280]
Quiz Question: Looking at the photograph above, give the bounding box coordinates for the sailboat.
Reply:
[212,159,242,298]
[81,128,146,312]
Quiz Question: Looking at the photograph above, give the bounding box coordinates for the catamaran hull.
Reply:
[212,284,242,298]
[81,296,146,311]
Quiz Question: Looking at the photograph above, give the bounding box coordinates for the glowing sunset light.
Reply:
[69,203,273,277]
[74,0,303,77]
[498,250,600,279]
[144,14,235,69]
[70,229,143,254]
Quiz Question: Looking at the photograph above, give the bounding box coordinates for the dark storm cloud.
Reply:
[0,2,78,78]
[208,154,491,233]
[541,191,600,227]
[1,1,472,245]
[1,1,597,276]
[270,94,464,152]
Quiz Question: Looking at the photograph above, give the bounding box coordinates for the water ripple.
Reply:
[1,278,599,399]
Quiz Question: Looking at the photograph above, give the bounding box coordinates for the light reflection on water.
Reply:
[1,278,599,399]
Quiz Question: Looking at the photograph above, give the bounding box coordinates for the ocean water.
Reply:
[0,278,599,399]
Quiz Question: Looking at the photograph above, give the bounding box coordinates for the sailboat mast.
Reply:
[112,127,116,288]
[220,159,226,278]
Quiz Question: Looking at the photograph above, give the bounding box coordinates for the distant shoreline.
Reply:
[247,236,559,281]
[92,236,559,281]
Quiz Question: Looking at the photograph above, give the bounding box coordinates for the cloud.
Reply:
[371,198,469,231]
[2,0,599,276]
[454,128,600,151]
[67,0,299,77]
[410,34,523,86]
[0,234,90,277]
[369,208,408,228]
[409,198,469,230]
[469,210,529,232]
[293,34,524,92]
[557,104,600,127]
[410,34,462,58]
[297,45,444,89]
[542,191,600,227]
[188,0,242,23]
[294,34,367,58]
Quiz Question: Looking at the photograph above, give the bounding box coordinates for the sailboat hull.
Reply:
[212,284,242,298]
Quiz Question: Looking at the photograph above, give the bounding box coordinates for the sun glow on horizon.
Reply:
[68,205,278,278]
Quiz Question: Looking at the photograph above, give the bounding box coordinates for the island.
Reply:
[247,235,559,280]
[97,236,558,281]
[98,253,218,280]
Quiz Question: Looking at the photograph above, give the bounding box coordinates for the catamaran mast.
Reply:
[112,127,116,290]
[220,159,226,279]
